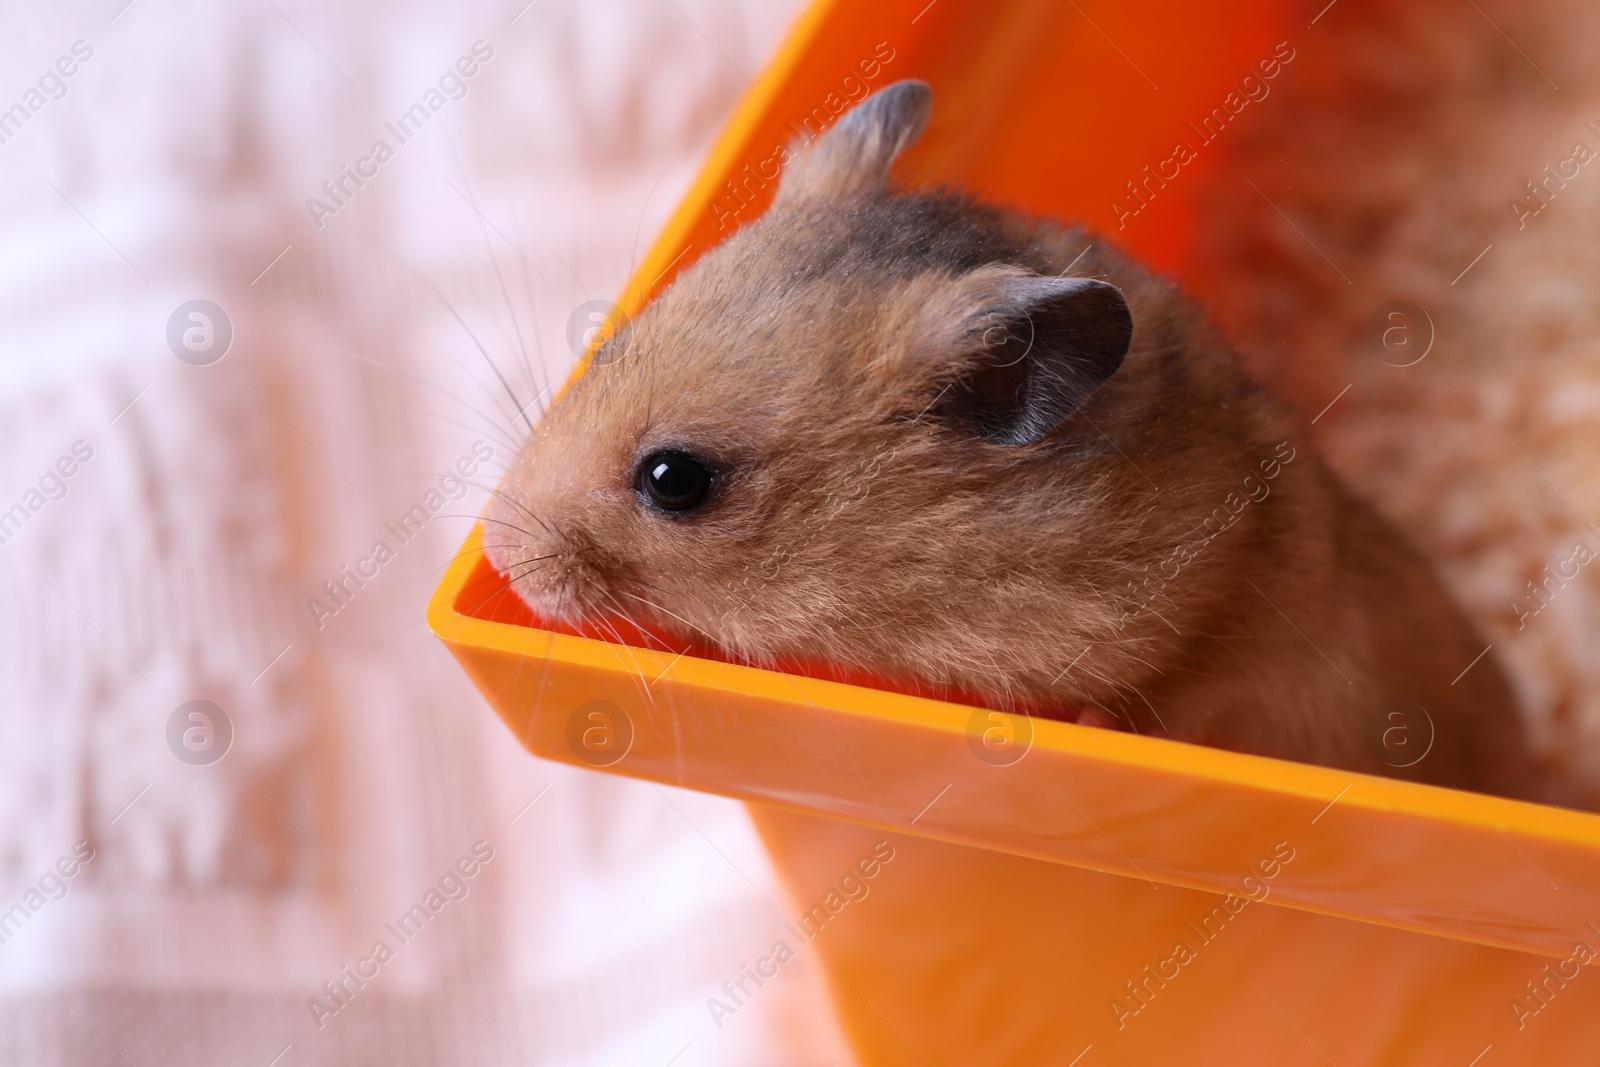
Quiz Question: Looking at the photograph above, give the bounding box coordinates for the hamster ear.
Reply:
[935,273,1133,445]
[776,80,932,204]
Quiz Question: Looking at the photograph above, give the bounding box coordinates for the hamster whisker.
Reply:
[1061,660,1142,732]
[414,541,500,589]
[358,227,536,435]
[1126,684,1167,733]
[509,205,555,421]
[616,589,722,648]
[409,513,561,593]
[626,160,678,308]
[470,482,561,540]
[432,273,537,437]
[591,592,664,716]
[466,562,555,606]
[473,515,555,545]
[1099,673,1164,733]
[341,347,527,453]
[1080,635,1169,679]
[616,575,671,599]
[617,585,732,652]
[446,562,552,616]
[501,555,560,573]
[463,558,552,599]
[441,129,548,432]
[593,587,644,629]
[1144,606,1183,637]
[371,396,522,457]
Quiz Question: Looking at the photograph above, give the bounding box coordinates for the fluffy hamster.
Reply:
[485,80,1534,799]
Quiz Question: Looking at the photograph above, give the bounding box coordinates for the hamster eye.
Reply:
[638,450,713,513]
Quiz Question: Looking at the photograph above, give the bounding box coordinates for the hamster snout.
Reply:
[486,80,1536,799]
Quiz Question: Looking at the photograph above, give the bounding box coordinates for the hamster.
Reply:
[484,80,1535,799]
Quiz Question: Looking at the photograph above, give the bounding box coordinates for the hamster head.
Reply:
[485,81,1136,684]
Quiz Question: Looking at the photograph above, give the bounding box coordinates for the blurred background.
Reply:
[0,1,869,1063]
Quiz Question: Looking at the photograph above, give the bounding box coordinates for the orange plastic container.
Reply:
[430,1,1600,1062]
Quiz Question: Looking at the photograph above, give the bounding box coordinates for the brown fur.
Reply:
[487,81,1534,799]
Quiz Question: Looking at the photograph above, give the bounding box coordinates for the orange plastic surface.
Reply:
[432,0,1600,1062]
